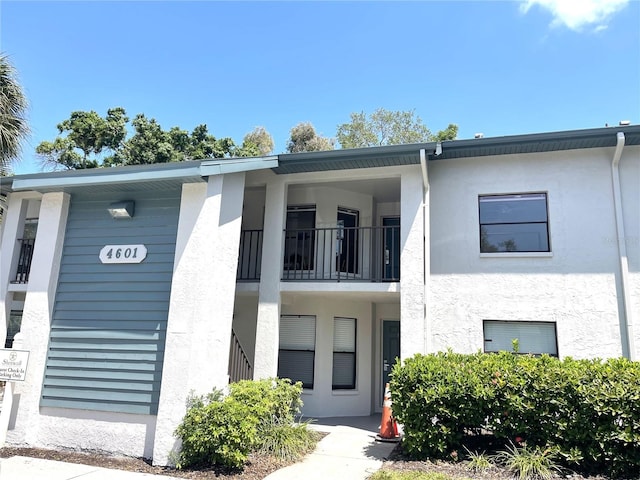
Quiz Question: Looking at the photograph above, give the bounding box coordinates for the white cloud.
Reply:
[520,0,630,32]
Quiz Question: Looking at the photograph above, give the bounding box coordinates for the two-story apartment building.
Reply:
[0,125,638,464]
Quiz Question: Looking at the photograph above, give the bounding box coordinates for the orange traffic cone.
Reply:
[376,383,400,442]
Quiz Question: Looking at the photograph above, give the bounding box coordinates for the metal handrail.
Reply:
[12,238,35,284]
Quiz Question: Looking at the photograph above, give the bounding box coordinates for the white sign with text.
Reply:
[0,349,30,382]
[99,244,147,264]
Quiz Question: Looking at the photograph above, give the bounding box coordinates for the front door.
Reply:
[382,320,400,400]
[382,217,400,281]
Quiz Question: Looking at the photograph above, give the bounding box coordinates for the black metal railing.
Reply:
[13,238,35,284]
[282,225,400,282]
[236,225,401,282]
[228,329,253,383]
[237,230,263,281]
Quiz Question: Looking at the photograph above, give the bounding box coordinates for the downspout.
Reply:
[610,132,636,360]
[420,149,432,353]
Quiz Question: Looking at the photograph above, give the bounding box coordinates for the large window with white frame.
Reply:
[479,193,549,253]
[278,315,316,389]
[483,320,558,356]
[332,317,356,389]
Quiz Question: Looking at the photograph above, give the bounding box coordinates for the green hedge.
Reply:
[174,378,304,469]
[390,351,640,478]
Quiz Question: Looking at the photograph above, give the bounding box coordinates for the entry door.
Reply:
[382,320,400,398]
[336,208,359,274]
[383,217,400,281]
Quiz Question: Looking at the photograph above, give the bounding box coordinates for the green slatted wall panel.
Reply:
[41,190,180,415]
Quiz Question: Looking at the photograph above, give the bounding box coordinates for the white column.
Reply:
[253,178,287,379]
[0,193,34,340]
[153,173,245,465]
[400,168,426,360]
[7,192,70,445]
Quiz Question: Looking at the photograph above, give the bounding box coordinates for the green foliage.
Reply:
[464,447,492,472]
[256,417,318,461]
[286,122,334,153]
[336,108,458,148]
[36,107,270,170]
[391,351,640,478]
[492,443,561,480]
[238,126,274,157]
[174,378,311,470]
[0,53,30,174]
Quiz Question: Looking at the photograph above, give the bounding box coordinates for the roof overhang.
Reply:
[3,155,279,194]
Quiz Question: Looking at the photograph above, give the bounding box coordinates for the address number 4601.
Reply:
[99,244,147,264]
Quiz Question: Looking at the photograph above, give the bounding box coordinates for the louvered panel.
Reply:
[42,190,179,415]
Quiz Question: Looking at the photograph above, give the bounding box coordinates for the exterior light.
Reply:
[108,201,135,219]
[619,120,631,126]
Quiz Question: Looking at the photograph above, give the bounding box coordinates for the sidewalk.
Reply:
[0,415,396,480]
[0,455,181,479]
[264,415,397,480]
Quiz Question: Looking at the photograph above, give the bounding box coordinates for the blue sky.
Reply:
[2,0,639,174]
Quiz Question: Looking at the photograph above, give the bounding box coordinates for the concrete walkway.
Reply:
[0,455,181,479]
[0,415,396,480]
[264,415,397,480]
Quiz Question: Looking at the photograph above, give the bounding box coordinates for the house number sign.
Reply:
[99,244,147,264]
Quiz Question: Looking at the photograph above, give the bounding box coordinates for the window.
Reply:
[479,193,549,253]
[5,310,23,348]
[333,317,356,389]
[483,320,558,356]
[278,315,316,389]
[284,206,316,270]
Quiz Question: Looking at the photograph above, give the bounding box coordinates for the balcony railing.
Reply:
[237,226,400,282]
[237,230,263,281]
[12,238,35,284]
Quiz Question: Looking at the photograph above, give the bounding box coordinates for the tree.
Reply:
[37,108,239,169]
[37,108,128,169]
[0,53,30,175]
[434,123,458,142]
[237,126,274,157]
[286,122,334,153]
[336,108,458,148]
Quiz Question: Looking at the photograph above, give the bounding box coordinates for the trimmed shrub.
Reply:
[390,351,640,478]
[174,378,307,469]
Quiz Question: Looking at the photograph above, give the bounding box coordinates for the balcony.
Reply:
[237,225,400,282]
[12,238,35,284]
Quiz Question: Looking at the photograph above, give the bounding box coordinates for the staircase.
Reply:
[228,329,252,383]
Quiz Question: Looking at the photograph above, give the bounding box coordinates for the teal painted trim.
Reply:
[200,156,278,175]
[12,164,203,191]
[41,398,158,415]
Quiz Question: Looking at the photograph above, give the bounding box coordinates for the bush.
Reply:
[390,351,640,478]
[174,378,310,469]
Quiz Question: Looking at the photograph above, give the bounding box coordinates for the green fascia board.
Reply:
[7,155,280,192]
[200,156,278,175]
[11,161,205,192]
[272,125,640,174]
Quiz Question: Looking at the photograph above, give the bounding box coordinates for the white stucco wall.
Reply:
[280,295,373,418]
[428,147,637,359]
[153,173,246,465]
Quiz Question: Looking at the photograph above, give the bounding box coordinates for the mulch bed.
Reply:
[0,446,289,479]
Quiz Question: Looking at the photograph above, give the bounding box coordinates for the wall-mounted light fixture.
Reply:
[108,200,135,219]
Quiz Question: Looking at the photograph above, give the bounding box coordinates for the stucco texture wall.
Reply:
[280,295,373,418]
[427,147,637,359]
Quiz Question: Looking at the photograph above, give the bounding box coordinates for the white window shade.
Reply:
[279,316,315,349]
[278,316,316,389]
[334,317,356,352]
[484,320,557,356]
[333,317,356,389]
